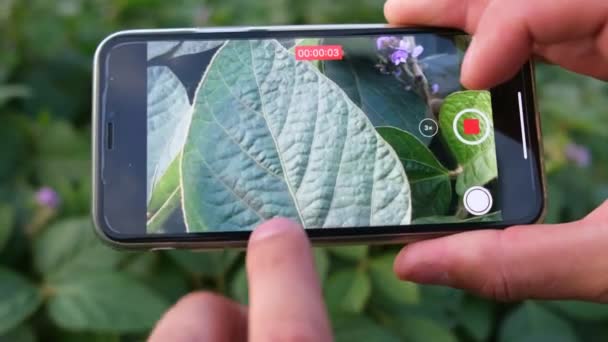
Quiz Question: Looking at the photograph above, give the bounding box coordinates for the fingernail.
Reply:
[250,217,301,242]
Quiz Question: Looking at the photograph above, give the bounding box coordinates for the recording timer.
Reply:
[294,45,344,61]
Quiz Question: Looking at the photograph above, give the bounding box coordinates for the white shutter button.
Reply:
[463,186,493,216]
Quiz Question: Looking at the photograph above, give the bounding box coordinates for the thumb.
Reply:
[394,201,608,302]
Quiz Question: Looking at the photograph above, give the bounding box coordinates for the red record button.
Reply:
[295,45,344,61]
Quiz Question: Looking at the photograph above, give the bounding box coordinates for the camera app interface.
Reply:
[145,34,501,233]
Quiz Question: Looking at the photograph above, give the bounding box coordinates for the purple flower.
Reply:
[565,143,592,168]
[397,38,424,58]
[391,50,409,65]
[412,45,424,58]
[376,36,399,50]
[35,187,61,209]
[431,83,440,94]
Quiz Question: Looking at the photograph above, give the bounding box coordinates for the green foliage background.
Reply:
[0,0,607,341]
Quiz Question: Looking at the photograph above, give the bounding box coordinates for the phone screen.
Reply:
[143,33,503,234]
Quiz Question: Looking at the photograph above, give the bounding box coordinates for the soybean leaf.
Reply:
[499,302,579,342]
[147,66,192,203]
[333,314,401,342]
[181,39,411,232]
[458,296,494,342]
[413,211,501,224]
[33,218,122,281]
[148,154,180,214]
[147,187,181,234]
[378,126,452,217]
[47,273,169,333]
[169,249,241,278]
[0,268,42,334]
[327,245,368,262]
[0,204,14,252]
[313,248,330,284]
[322,38,429,143]
[147,41,179,60]
[171,40,224,58]
[369,253,420,305]
[545,301,608,322]
[147,40,224,60]
[325,269,371,314]
[395,317,458,342]
[439,90,497,195]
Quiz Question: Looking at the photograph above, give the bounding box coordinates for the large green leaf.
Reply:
[47,273,169,333]
[324,269,371,314]
[369,253,420,305]
[181,39,411,231]
[33,218,122,281]
[322,38,429,143]
[439,90,497,195]
[378,127,452,217]
[147,65,192,203]
[0,268,42,334]
[499,302,579,342]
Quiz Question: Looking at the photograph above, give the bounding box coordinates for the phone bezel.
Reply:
[92,24,546,249]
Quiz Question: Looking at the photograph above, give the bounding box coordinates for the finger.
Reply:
[148,292,247,342]
[384,0,487,33]
[394,201,608,302]
[246,218,332,342]
[461,0,608,88]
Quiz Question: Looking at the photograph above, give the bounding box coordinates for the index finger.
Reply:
[246,218,332,342]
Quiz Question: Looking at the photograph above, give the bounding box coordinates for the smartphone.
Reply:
[92,24,545,249]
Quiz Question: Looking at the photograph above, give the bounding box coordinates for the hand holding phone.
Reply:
[93,25,545,249]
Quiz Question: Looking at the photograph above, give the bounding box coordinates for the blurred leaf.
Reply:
[0,204,15,252]
[369,253,419,305]
[499,302,579,342]
[397,317,457,342]
[378,127,452,217]
[0,267,42,334]
[230,264,248,304]
[0,324,36,342]
[47,273,170,333]
[0,85,30,107]
[325,269,371,314]
[0,115,29,183]
[121,253,158,279]
[168,249,241,278]
[323,37,429,142]
[459,296,494,342]
[313,248,330,284]
[327,245,368,262]
[140,258,190,303]
[545,301,608,322]
[146,66,191,204]
[439,90,497,195]
[333,314,400,342]
[33,218,122,281]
